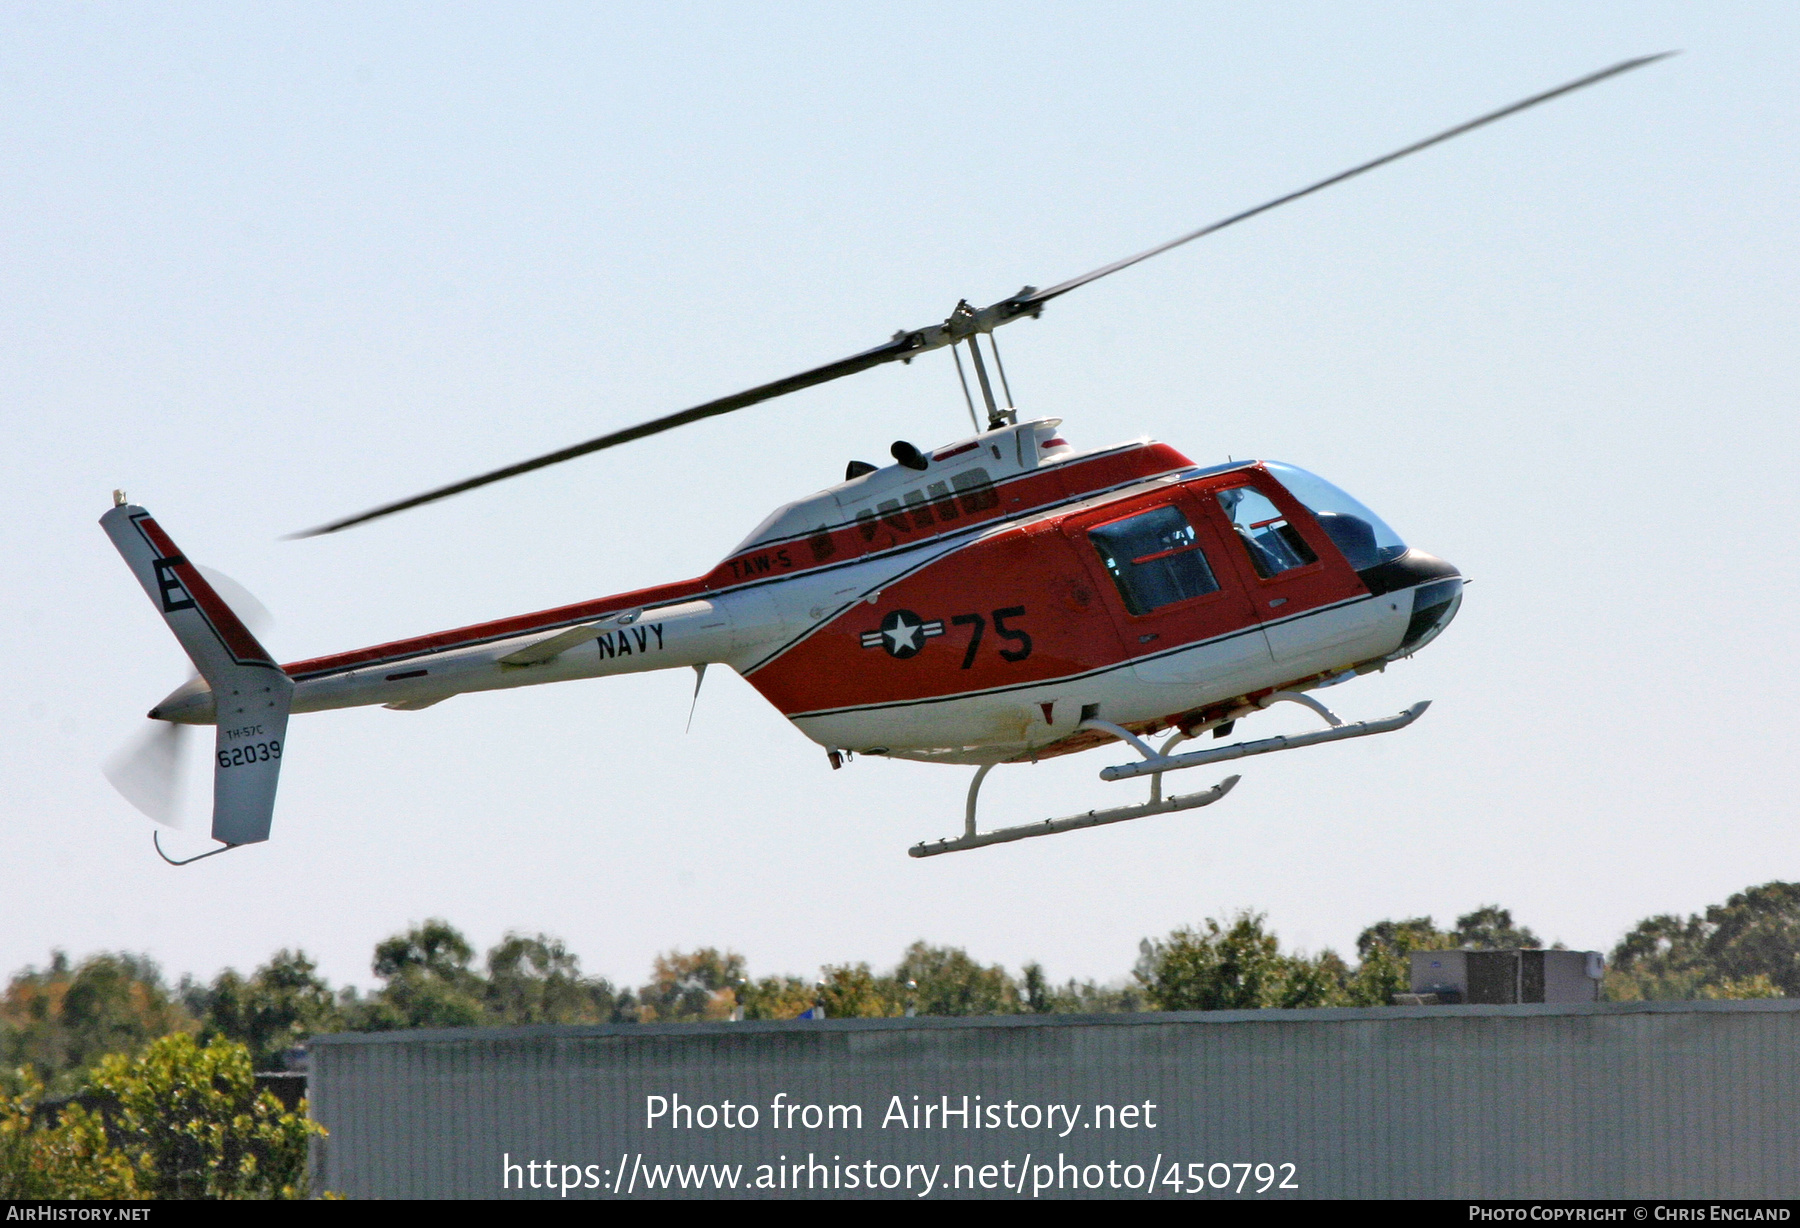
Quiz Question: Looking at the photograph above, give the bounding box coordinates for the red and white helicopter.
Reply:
[102,57,1663,864]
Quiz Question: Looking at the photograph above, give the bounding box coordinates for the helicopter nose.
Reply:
[1392,573,1463,658]
[1356,548,1463,659]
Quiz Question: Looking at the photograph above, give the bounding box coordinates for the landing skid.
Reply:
[907,692,1429,858]
[1098,697,1431,783]
[908,765,1239,858]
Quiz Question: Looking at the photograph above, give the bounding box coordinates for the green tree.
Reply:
[1348,916,1454,1007]
[892,942,1019,1017]
[1356,917,1452,961]
[1607,914,1706,1000]
[1344,948,1409,1007]
[1609,882,1800,1000]
[484,934,630,1025]
[189,950,343,1071]
[638,949,745,1022]
[1696,882,1800,993]
[0,1068,137,1198]
[1136,912,1348,1011]
[1137,913,1281,1011]
[372,918,475,981]
[1021,963,1146,1014]
[1698,974,1784,1000]
[815,963,903,1019]
[1451,906,1541,950]
[739,974,820,1020]
[1281,950,1353,1008]
[87,1033,321,1199]
[1,953,193,1093]
[358,920,487,1030]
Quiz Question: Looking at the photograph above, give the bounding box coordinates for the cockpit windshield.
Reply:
[1264,462,1408,571]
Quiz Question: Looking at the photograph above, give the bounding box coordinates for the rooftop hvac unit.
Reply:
[1404,949,1604,1005]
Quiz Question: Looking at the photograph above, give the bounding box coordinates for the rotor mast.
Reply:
[934,298,1022,431]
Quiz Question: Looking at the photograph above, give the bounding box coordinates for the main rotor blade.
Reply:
[295,54,1669,538]
[1012,53,1672,310]
[293,334,920,536]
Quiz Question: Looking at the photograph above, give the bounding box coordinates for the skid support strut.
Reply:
[908,718,1240,859]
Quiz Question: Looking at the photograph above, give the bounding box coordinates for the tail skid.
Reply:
[101,498,293,854]
[153,830,242,866]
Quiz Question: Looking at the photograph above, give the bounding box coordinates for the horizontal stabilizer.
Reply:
[383,697,449,711]
[497,610,641,667]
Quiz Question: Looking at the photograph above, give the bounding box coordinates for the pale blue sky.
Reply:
[4,3,1796,992]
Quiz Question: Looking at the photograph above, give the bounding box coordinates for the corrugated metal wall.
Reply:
[308,1000,1800,1199]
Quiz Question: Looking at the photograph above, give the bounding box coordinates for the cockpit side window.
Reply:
[1261,462,1408,571]
[1088,505,1221,617]
[1216,486,1318,579]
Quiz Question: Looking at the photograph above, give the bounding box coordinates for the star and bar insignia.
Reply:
[859,609,946,659]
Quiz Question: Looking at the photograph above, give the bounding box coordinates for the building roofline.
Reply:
[306,996,1800,1047]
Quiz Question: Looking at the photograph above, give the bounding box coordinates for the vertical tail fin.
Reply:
[101,502,294,846]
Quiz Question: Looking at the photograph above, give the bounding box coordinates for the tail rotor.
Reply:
[103,719,194,828]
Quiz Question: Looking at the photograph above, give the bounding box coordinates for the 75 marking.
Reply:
[950,606,1032,668]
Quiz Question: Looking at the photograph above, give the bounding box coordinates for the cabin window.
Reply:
[1088,505,1221,616]
[952,467,999,513]
[903,489,936,530]
[877,498,911,533]
[1216,486,1317,578]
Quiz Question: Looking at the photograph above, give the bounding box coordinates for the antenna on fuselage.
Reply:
[685,663,707,734]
